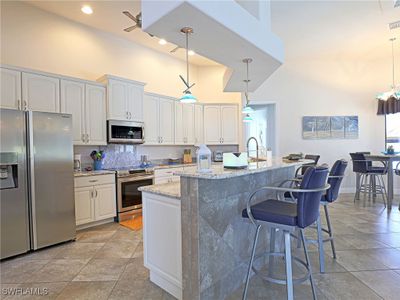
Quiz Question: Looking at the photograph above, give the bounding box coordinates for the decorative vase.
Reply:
[93,160,103,170]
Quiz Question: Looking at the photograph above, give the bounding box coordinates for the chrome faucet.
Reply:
[246,137,259,162]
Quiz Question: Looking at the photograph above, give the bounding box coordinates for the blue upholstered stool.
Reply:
[350,153,387,206]
[242,167,330,300]
[303,160,348,273]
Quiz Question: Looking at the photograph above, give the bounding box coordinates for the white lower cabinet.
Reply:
[154,167,183,184]
[74,175,116,227]
[142,192,182,299]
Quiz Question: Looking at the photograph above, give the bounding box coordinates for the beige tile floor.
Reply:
[1,193,400,300]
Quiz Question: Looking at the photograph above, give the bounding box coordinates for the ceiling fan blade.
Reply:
[170,46,180,53]
[179,75,189,88]
[122,11,137,23]
[183,83,196,93]
[124,25,138,32]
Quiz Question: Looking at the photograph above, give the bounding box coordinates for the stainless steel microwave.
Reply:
[107,120,144,144]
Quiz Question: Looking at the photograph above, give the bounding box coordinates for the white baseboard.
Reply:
[76,217,115,231]
[150,270,182,300]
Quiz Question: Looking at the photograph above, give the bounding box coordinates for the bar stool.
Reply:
[295,154,320,178]
[306,160,348,273]
[242,167,330,300]
[350,152,387,206]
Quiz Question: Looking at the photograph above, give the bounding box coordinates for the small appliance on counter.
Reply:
[213,150,223,162]
[74,154,82,172]
[223,152,248,169]
[183,149,192,164]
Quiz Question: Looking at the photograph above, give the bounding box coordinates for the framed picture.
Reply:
[302,116,317,139]
[302,115,359,140]
[330,116,345,139]
[345,116,359,139]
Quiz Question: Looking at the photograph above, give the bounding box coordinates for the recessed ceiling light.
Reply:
[81,5,93,15]
[188,50,195,56]
[159,39,167,45]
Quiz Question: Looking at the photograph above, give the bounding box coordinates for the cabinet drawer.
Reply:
[154,167,184,178]
[75,174,115,188]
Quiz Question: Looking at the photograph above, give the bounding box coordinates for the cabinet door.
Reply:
[143,94,160,144]
[74,186,94,226]
[159,97,175,144]
[60,80,85,145]
[0,68,21,110]
[94,184,116,220]
[204,105,221,145]
[85,84,106,145]
[174,102,184,144]
[221,105,238,144]
[183,104,195,144]
[127,83,144,122]
[107,79,128,120]
[22,72,60,113]
[194,104,203,144]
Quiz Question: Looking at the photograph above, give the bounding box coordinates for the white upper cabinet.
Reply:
[143,93,175,145]
[85,84,107,145]
[61,80,106,146]
[175,102,184,144]
[204,105,221,144]
[143,93,160,144]
[127,83,144,122]
[0,68,21,110]
[98,75,145,122]
[194,104,204,144]
[22,72,60,113]
[204,104,238,145]
[220,105,238,144]
[159,97,175,144]
[107,79,128,120]
[60,80,86,145]
[175,102,195,145]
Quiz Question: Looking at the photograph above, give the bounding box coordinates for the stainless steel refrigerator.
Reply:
[1,109,76,259]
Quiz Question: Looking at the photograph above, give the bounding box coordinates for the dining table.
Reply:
[364,154,400,209]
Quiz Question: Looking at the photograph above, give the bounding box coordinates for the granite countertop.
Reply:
[139,182,181,199]
[174,158,313,180]
[74,170,116,177]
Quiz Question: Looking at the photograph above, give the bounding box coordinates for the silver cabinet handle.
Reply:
[222,138,224,144]
[89,180,98,183]
[91,190,94,198]
[82,133,85,143]
[129,112,132,119]
[17,99,21,110]
[161,137,163,143]
[95,189,98,198]
[24,100,28,110]
[86,134,89,144]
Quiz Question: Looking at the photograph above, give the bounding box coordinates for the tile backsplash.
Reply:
[74,144,239,169]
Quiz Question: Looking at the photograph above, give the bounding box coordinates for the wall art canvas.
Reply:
[302,115,358,140]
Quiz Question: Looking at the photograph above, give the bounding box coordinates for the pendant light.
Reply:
[242,58,254,122]
[377,38,400,100]
[179,27,197,103]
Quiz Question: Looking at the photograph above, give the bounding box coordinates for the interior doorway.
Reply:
[243,103,277,156]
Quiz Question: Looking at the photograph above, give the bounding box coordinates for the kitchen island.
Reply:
[139,158,311,300]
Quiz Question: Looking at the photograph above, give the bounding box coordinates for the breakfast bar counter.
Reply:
[140,158,311,300]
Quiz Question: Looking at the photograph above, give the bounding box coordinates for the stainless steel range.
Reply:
[112,167,154,221]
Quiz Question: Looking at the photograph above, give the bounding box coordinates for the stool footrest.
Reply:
[252,251,312,286]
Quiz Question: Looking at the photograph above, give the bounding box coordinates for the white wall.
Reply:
[1,1,240,163]
[250,58,399,191]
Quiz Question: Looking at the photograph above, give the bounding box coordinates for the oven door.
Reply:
[117,176,154,213]
[108,120,144,144]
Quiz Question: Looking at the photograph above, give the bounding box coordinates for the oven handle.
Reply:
[117,175,155,183]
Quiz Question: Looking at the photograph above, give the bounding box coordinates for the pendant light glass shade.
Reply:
[243,114,253,123]
[180,91,197,103]
[242,105,254,114]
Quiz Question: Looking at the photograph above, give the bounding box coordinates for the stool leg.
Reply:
[268,228,276,277]
[284,231,294,300]
[372,175,377,202]
[377,175,387,208]
[324,205,336,259]
[242,225,261,300]
[300,229,317,300]
[354,173,360,202]
[296,228,302,248]
[316,216,325,273]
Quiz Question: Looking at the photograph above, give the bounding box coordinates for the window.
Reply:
[386,113,400,152]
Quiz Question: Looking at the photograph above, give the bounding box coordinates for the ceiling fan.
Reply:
[122,11,154,37]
